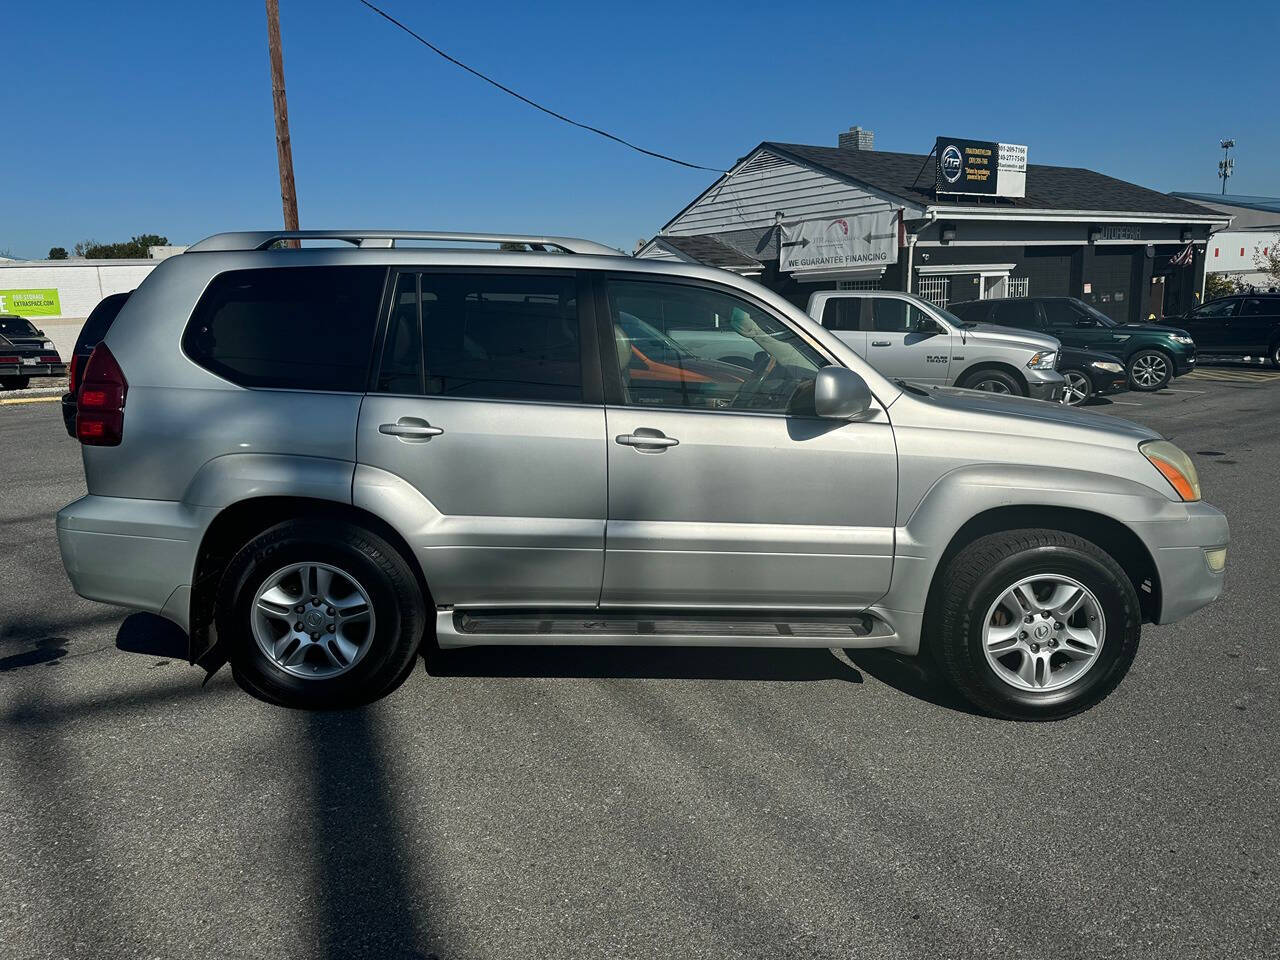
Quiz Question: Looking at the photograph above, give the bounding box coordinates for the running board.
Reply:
[435,609,901,649]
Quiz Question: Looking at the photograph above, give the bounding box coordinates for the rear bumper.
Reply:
[56,495,216,634]
[0,361,65,378]
[1132,501,1229,624]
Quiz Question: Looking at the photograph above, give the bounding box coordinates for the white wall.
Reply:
[1207,229,1278,274]
[0,259,158,319]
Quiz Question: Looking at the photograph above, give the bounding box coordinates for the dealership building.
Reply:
[638,128,1228,322]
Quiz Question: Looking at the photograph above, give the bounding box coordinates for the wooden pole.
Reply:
[266,0,299,242]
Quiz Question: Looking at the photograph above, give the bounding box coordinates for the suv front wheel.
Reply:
[216,518,427,708]
[930,528,1141,720]
[1128,349,1173,391]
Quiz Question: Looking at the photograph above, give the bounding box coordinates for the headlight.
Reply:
[1027,351,1057,370]
[1170,335,1195,345]
[1140,440,1201,501]
[1090,360,1125,373]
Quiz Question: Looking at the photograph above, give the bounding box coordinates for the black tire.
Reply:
[1059,368,1094,406]
[957,368,1024,396]
[0,376,31,390]
[216,517,426,708]
[929,528,1141,721]
[1268,339,1280,370]
[1127,348,1173,391]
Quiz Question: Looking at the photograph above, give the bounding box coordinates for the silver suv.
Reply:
[808,290,1065,399]
[56,230,1228,720]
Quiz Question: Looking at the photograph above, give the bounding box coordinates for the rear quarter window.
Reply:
[80,292,132,348]
[183,266,385,391]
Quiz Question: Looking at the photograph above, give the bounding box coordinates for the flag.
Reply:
[1169,242,1196,268]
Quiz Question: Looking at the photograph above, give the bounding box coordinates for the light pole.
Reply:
[1218,139,1235,196]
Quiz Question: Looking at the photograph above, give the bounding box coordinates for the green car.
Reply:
[948,297,1197,391]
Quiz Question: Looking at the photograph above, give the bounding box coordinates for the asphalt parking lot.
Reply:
[1,369,1277,960]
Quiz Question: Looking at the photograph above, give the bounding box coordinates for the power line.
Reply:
[354,0,728,173]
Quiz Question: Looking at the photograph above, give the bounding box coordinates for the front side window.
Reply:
[184,266,385,391]
[376,272,581,402]
[606,280,825,415]
[1193,298,1238,320]
[868,298,932,333]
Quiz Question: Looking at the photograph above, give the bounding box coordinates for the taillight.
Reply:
[77,343,128,446]
[41,354,61,364]
[68,353,83,394]
[0,355,19,365]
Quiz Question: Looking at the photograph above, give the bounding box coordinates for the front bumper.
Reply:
[0,360,66,379]
[56,495,216,634]
[1094,372,1129,397]
[1172,348,1197,376]
[1026,370,1066,403]
[1132,500,1229,624]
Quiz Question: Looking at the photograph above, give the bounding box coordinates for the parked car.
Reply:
[60,291,132,436]
[0,315,66,390]
[57,230,1228,720]
[1173,292,1280,366]
[947,297,1197,391]
[1056,345,1129,406]
[807,290,1064,400]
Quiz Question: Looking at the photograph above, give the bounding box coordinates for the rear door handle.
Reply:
[871,340,891,347]
[615,429,679,451]
[379,417,444,442]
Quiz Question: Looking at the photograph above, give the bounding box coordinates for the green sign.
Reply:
[0,289,62,317]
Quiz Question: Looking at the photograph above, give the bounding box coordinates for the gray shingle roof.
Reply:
[656,234,763,269]
[762,142,1223,218]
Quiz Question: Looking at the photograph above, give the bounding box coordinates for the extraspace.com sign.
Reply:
[0,289,62,317]
[935,137,1027,199]
[780,211,898,274]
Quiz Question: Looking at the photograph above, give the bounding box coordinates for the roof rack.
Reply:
[186,230,621,256]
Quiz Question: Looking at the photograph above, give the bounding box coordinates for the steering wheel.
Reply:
[730,351,779,409]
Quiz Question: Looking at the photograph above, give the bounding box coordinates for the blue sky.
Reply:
[5,0,1277,259]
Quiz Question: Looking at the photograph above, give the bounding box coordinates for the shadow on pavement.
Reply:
[425,643,863,683]
[844,648,988,717]
[115,611,188,658]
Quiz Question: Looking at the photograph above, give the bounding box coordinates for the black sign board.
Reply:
[935,136,999,195]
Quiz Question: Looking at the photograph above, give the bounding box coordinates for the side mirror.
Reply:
[814,366,873,420]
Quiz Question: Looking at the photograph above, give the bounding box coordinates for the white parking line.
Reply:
[1108,401,1144,406]
[1162,388,1206,395]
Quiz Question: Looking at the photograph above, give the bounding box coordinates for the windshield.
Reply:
[1075,301,1117,327]
[0,317,40,338]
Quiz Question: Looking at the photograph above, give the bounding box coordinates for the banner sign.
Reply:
[935,137,1027,198]
[0,289,62,317]
[779,211,898,274]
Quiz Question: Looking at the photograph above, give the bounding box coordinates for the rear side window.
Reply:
[821,297,862,331]
[80,292,131,349]
[184,267,385,391]
[376,272,581,402]
[1240,298,1274,317]
[991,300,1040,328]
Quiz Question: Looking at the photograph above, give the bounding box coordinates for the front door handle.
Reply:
[379,417,444,442]
[615,428,679,451]
[871,340,891,347]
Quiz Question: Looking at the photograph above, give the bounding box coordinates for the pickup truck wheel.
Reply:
[0,376,31,390]
[958,369,1023,396]
[216,518,426,708]
[931,529,1141,721]
[1128,349,1172,391]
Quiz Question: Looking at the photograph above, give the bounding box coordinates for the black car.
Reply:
[0,315,66,390]
[1056,345,1129,406]
[948,297,1197,391]
[1174,292,1280,367]
[61,292,132,436]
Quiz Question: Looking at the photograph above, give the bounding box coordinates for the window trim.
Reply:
[590,271,838,415]
[368,265,602,406]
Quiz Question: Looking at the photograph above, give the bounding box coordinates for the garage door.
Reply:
[1084,249,1135,324]
[1018,248,1074,298]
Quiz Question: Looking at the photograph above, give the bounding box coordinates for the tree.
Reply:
[1254,234,1280,289]
[1204,273,1241,300]
[74,234,169,259]
[48,247,68,260]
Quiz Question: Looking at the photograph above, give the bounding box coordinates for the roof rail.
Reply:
[186,230,621,256]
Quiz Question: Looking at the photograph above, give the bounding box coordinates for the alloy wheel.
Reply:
[1130,354,1168,388]
[972,378,1012,394]
[982,574,1106,692]
[250,562,376,679]
[1060,371,1090,406]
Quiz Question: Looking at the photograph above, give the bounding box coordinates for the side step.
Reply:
[436,609,901,649]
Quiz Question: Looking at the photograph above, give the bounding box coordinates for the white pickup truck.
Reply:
[808,290,1065,400]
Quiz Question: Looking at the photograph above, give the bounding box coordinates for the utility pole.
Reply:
[266,0,299,241]
[1218,139,1235,196]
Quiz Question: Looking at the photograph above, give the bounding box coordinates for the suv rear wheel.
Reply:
[216,518,426,708]
[930,528,1141,720]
